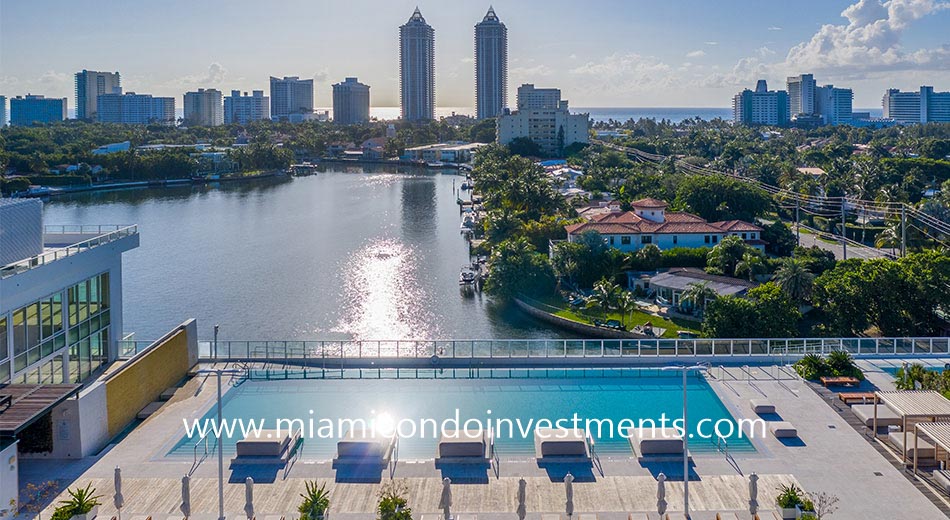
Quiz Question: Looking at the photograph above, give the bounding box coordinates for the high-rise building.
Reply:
[269,76,314,121]
[224,90,270,125]
[475,7,507,120]
[9,95,67,126]
[399,7,435,121]
[332,77,370,125]
[883,86,950,124]
[75,70,121,120]
[96,91,175,125]
[732,80,790,126]
[183,88,224,126]
[787,74,816,118]
[0,96,6,126]
[815,85,853,125]
[496,84,589,155]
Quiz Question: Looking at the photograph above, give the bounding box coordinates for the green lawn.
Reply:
[534,297,701,338]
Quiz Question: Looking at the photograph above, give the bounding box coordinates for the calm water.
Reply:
[42,168,568,341]
[167,371,754,460]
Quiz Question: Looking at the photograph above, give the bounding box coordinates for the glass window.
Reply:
[26,303,39,349]
[52,292,63,333]
[673,236,678,244]
[0,317,7,361]
[100,273,110,310]
[88,276,99,316]
[68,286,79,326]
[0,360,10,383]
[621,236,631,245]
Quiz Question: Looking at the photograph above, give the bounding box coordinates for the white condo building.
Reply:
[787,74,816,118]
[75,70,121,121]
[96,91,175,125]
[399,7,435,121]
[183,88,223,126]
[475,7,507,120]
[224,90,270,125]
[332,77,370,125]
[816,85,853,125]
[883,86,950,124]
[269,76,314,121]
[732,80,790,126]
[497,84,589,155]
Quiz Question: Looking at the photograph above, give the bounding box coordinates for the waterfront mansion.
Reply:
[565,198,764,252]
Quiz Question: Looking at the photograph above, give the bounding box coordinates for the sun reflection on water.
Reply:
[333,238,436,341]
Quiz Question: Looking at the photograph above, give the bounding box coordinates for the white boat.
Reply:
[460,214,476,230]
[459,267,477,285]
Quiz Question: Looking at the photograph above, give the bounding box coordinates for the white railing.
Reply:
[0,225,138,279]
[121,337,950,362]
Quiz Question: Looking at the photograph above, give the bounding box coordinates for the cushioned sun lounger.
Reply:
[232,428,301,464]
[335,427,397,463]
[534,428,591,460]
[437,429,491,461]
[631,427,684,455]
[933,469,950,494]
[769,421,798,439]
[750,399,776,414]
[888,431,935,460]
[851,404,901,428]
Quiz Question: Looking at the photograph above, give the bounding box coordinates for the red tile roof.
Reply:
[566,207,762,237]
[711,220,764,232]
[630,197,669,208]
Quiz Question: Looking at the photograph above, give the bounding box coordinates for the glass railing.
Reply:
[0,225,138,279]
[171,337,950,361]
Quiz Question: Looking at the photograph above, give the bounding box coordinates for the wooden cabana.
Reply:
[873,390,950,464]
[913,422,950,475]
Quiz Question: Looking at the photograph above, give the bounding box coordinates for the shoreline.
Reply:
[13,170,287,199]
[513,297,658,339]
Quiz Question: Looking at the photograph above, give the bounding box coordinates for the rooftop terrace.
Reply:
[0,224,138,279]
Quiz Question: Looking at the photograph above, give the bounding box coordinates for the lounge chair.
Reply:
[838,392,876,405]
[750,399,776,414]
[630,427,684,456]
[436,429,492,463]
[534,428,591,461]
[769,422,798,439]
[232,428,302,465]
[851,404,901,428]
[820,376,860,387]
[887,431,935,460]
[933,469,950,494]
[333,427,398,465]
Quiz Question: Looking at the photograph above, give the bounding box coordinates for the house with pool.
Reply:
[564,198,765,252]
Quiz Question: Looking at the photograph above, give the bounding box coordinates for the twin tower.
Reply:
[399,7,507,121]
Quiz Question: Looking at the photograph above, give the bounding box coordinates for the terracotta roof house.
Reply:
[565,198,765,252]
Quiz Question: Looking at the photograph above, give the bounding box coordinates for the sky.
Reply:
[1,0,948,109]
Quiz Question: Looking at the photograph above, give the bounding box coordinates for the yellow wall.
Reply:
[104,328,190,437]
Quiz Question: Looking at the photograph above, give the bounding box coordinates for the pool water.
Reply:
[168,369,755,460]
[880,365,947,376]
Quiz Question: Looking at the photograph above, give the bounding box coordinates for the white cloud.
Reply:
[768,26,783,31]
[756,46,777,58]
[510,64,554,78]
[164,62,228,90]
[313,70,329,83]
[704,41,719,46]
[700,57,771,88]
[783,0,950,77]
[569,53,676,94]
[686,50,706,58]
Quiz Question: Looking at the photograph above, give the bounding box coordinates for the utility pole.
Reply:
[795,199,800,243]
[901,204,907,257]
[841,199,847,261]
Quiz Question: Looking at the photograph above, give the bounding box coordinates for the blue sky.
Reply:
[1,0,948,108]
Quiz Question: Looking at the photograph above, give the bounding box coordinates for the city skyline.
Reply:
[1,0,949,108]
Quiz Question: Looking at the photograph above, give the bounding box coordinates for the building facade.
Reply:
[399,7,435,121]
[883,86,950,124]
[0,199,138,385]
[732,80,790,126]
[9,95,67,126]
[96,92,176,125]
[475,7,507,120]
[75,70,121,121]
[564,198,764,253]
[332,77,370,125]
[224,90,270,125]
[0,95,5,126]
[183,88,224,126]
[269,76,314,121]
[786,73,816,118]
[815,85,853,126]
[496,84,589,155]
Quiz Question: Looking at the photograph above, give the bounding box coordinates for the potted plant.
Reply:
[776,484,805,520]
[378,481,412,520]
[298,481,330,520]
[50,484,101,520]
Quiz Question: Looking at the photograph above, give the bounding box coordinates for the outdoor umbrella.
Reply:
[657,472,668,516]
[180,475,191,519]
[516,478,527,520]
[564,473,574,518]
[113,467,124,520]
[244,477,255,520]
[749,472,759,516]
[439,477,452,520]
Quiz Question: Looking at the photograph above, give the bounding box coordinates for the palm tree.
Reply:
[875,218,902,255]
[735,251,767,281]
[616,290,637,327]
[680,281,717,314]
[585,279,620,320]
[774,257,815,303]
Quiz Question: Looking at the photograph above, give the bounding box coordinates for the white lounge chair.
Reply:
[851,404,901,428]
[887,431,935,460]
[534,428,591,461]
[750,399,776,414]
[769,422,798,439]
[630,427,684,456]
[436,429,492,463]
[232,428,301,464]
[334,427,397,464]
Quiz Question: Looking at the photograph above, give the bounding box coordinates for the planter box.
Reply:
[780,507,798,520]
[70,505,98,520]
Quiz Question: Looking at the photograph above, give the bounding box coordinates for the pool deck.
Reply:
[19,362,949,519]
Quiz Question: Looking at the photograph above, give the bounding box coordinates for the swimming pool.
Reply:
[168,369,755,460]
[879,364,947,376]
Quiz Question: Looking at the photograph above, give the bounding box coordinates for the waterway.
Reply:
[42,167,570,341]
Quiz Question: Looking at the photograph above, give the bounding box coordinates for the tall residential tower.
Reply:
[399,7,435,121]
[786,73,816,118]
[75,70,121,120]
[183,88,224,126]
[332,77,371,125]
[475,7,507,120]
[269,76,314,121]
